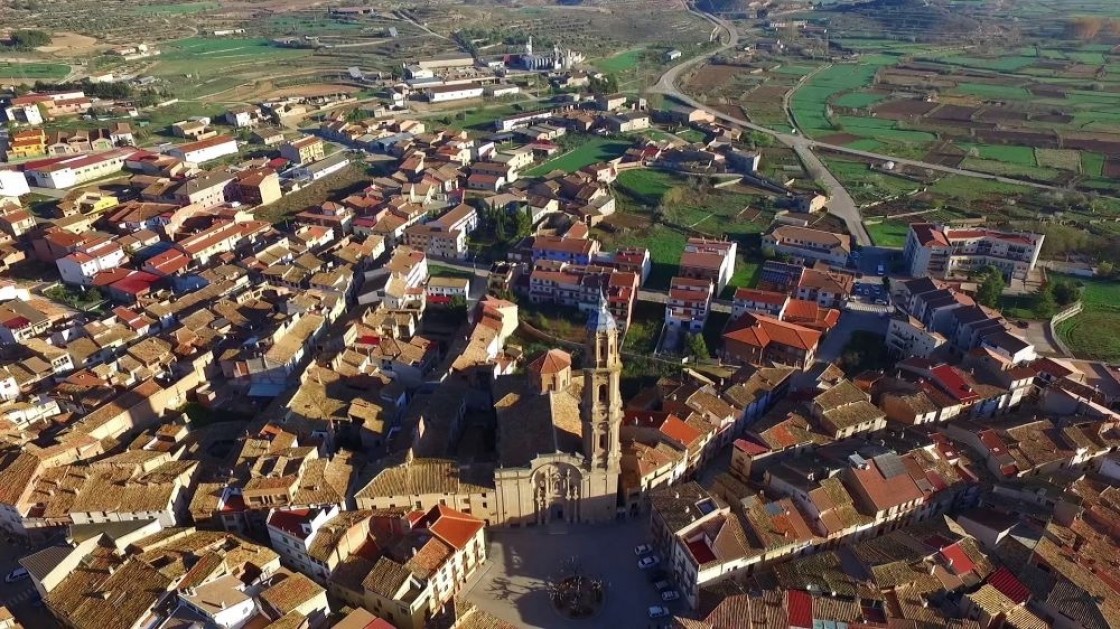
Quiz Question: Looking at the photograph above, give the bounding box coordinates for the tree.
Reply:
[6,29,51,49]
[1050,279,1080,306]
[686,333,709,359]
[976,266,1005,308]
[1097,261,1114,277]
[1034,286,1057,319]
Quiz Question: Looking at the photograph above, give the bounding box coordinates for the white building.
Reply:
[0,170,29,198]
[56,240,127,286]
[426,84,485,103]
[904,223,1044,280]
[23,149,133,190]
[164,135,239,164]
[266,506,339,582]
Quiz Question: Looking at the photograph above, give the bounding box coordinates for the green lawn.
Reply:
[524,137,632,176]
[866,220,911,248]
[429,264,475,280]
[597,48,645,73]
[0,62,70,80]
[928,176,1033,202]
[613,169,771,237]
[959,157,1061,182]
[602,224,688,289]
[676,129,707,143]
[1056,275,1120,361]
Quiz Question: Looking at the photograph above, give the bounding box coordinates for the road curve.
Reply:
[651,8,873,246]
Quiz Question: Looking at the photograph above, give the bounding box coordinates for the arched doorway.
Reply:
[532,463,582,524]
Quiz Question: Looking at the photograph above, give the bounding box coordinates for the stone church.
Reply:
[492,296,623,526]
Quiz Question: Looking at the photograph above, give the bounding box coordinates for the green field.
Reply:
[1082,152,1106,177]
[866,220,911,248]
[1056,275,1120,362]
[524,137,632,176]
[600,224,688,289]
[131,1,218,14]
[154,37,311,76]
[823,158,922,205]
[0,62,69,80]
[833,92,886,108]
[790,57,895,135]
[613,170,771,237]
[597,48,645,73]
[959,158,1061,182]
[960,143,1038,167]
[955,83,1032,100]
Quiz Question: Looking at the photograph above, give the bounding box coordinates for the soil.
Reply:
[36,32,103,57]
[261,83,362,99]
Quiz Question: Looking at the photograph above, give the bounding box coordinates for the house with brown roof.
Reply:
[763,225,851,267]
[680,238,738,292]
[722,313,822,370]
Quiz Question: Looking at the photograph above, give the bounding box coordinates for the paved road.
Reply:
[649,9,872,247]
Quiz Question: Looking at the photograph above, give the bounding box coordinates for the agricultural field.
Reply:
[612,169,774,238]
[0,62,70,81]
[130,1,219,15]
[820,157,922,206]
[1056,276,1120,362]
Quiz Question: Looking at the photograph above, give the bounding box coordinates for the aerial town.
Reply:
[0,0,1119,628]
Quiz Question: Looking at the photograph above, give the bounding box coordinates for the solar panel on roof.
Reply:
[874,453,907,478]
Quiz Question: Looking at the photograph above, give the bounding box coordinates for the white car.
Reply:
[638,555,660,569]
[5,567,28,583]
[648,605,670,619]
[634,543,653,556]
[661,590,680,602]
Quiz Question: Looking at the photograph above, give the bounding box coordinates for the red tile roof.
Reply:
[423,504,484,551]
[661,416,703,447]
[939,541,975,576]
[268,508,313,539]
[787,589,813,628]
[987,567,1030,604]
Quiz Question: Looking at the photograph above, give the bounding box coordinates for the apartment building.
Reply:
[679,237,737,292]
[56,239,127,286]
[23,149,134,189]
[164,135,239,164]
[665,276,714,333]
[904,223,1044,280]
[280,136,326,166]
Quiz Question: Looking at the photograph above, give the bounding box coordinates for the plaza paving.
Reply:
[461,518,684,628]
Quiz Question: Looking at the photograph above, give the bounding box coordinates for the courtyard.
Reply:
[461,519,683,628]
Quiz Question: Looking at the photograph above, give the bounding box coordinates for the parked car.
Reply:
[634,543,653,556]
[662,590,680,602]
[654,580,672,591]
[876,264,886,276]
[648,606,670,619]
[5,567,28,583]
[638,555,660,569]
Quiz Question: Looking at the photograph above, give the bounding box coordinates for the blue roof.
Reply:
[586,291,616,332]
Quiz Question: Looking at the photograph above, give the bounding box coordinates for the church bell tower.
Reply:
[582,292,622,473]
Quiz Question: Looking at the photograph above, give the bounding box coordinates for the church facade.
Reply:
[492,297,623,526]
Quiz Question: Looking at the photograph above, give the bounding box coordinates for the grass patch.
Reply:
[928,176,1032,202]
[960,157,1061,182]
[1082,152,1106,177]
[866,220,911,248]
[599,224,687,289]
[1035,148,1083,172]
[823,157,921,205]
[429,264,475,280]
[833,91,886,108]
[524,136,632,176]
[790,57,895,135]
[597,48,645,73]
[960,143,1037,167]
[955,83,1031,100]
[0,62,70,80]
[131,1,218,14]
[676,129,707,143]
[1056,275,1120,362]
